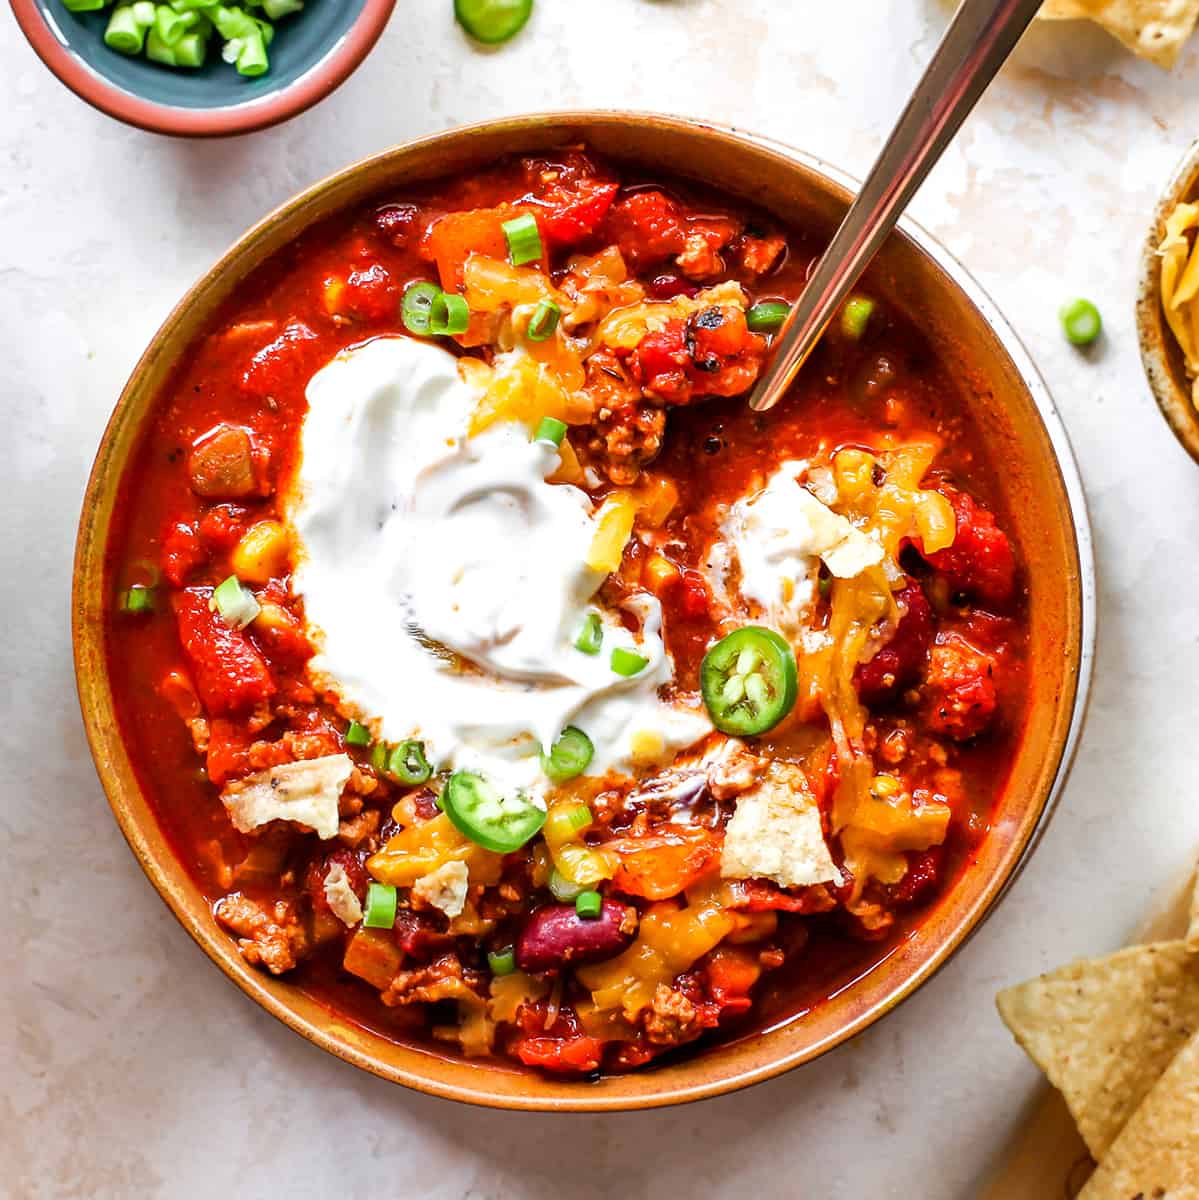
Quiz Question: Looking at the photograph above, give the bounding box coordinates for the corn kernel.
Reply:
[232,520,290,584]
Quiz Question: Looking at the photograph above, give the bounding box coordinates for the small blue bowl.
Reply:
[13,0,395,136]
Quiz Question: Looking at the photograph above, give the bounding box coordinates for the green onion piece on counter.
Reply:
[429,291,470,337]
[745,300,790,334]
[1059,297,1102,346]
[454,0,533,45]
[532,415,566,447]
[700,625,798,736]
[104,5,150,54]
[62,0,107,12]
[610,646,648,677]
[487,947,516,976]
[575,890,603,919]
[525,299,560,342]
[502,213,542,267]
[345,720,371,748]
[841,296,875,339]
[541,726,594,783]
[565,804,592,833]
[441,770,547,853]
[362,883,398,929]
[574,612,602,656]
[261,0,301,17]
[209,575,260,629]
[386,740,433,786]
[549,868,584,902]
[401,281,442,336]
[119,584,156,615]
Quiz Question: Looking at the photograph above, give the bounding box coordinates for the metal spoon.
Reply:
[748,0,1045,413]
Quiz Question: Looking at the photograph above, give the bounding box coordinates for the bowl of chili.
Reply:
[74,112,1095,1110]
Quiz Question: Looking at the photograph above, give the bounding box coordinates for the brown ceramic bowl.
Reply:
[73,112,1095,1110]
[1137,138,1199,462]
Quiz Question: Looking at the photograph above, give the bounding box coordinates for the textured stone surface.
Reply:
[4,2,1199,1196]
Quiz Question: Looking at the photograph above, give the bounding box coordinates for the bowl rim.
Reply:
[10,0,396,137]
[73,111,1097,1110]
[1136,137,1199,463]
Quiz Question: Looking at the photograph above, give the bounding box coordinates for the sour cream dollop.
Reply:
[286,336,709,797]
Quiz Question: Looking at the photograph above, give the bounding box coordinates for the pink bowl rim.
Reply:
[11,0,396,137]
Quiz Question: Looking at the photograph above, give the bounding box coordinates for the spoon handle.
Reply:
[748,0,1045,413]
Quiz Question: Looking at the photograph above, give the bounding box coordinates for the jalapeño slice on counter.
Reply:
[700,626,798,736]
[441,770,547,853]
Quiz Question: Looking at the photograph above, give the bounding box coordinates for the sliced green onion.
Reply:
[155,4,188,42]
[261,0,301,17]
[362,883,398,929]
[119,584,156,615]
[1060,297,1102,346]
[565,804,592,833]
[387,740,433,786]
[841,296,875,339]
[62,0,107,11]
[105,6,149,54]
[526,299,560,343]
[370,741,388,773]
[132,1,156,23]
[575,890,603,919]
[549,868,584,902]
[487,946,516,976]
[610,646,648,677]
[745,300,790,334]
[212,3,256,37]
[429,291,470,337]
[172,29,208,64]
[224,28,268,75]
[209,575,259,629]
[502,213,542,267]
[574,612,602,656]
[170,0,218,11]
[541,727,594,784]
[454,0,532,45]
[345,720,371,748]
[401,281,442,336]
[532,416,567,447]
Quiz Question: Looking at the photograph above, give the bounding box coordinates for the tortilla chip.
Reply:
[1188,869,1199,952]
[997,941,1199,1159]
[1039,0,1199,69]
[1076,1028,1199,1198]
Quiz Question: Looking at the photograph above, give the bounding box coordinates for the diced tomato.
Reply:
[914,488,1016,609]
[173,587,276,716]
[921,632,998,741]
[205,717,255,787]
[162,521,206,587]
[241,323,320,399]
[854,580,934,706]
[608,825,722,900]
[679,570,711,620]
[339,263,398,321]
[198,504,250,553]
[630,309,767,404]
[537,180,618,248]
[703,945,761,1015]
[515,1034,605,1074]
[890,847,945,907]
[605,190,689,265]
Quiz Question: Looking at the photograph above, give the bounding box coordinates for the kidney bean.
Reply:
[515,900,637,974]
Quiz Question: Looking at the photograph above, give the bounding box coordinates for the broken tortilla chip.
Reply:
[996,941,1199,1159]
[1188,868,1199,952]
[1076,1028,1199,1199]
[1039,0,1199,69]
